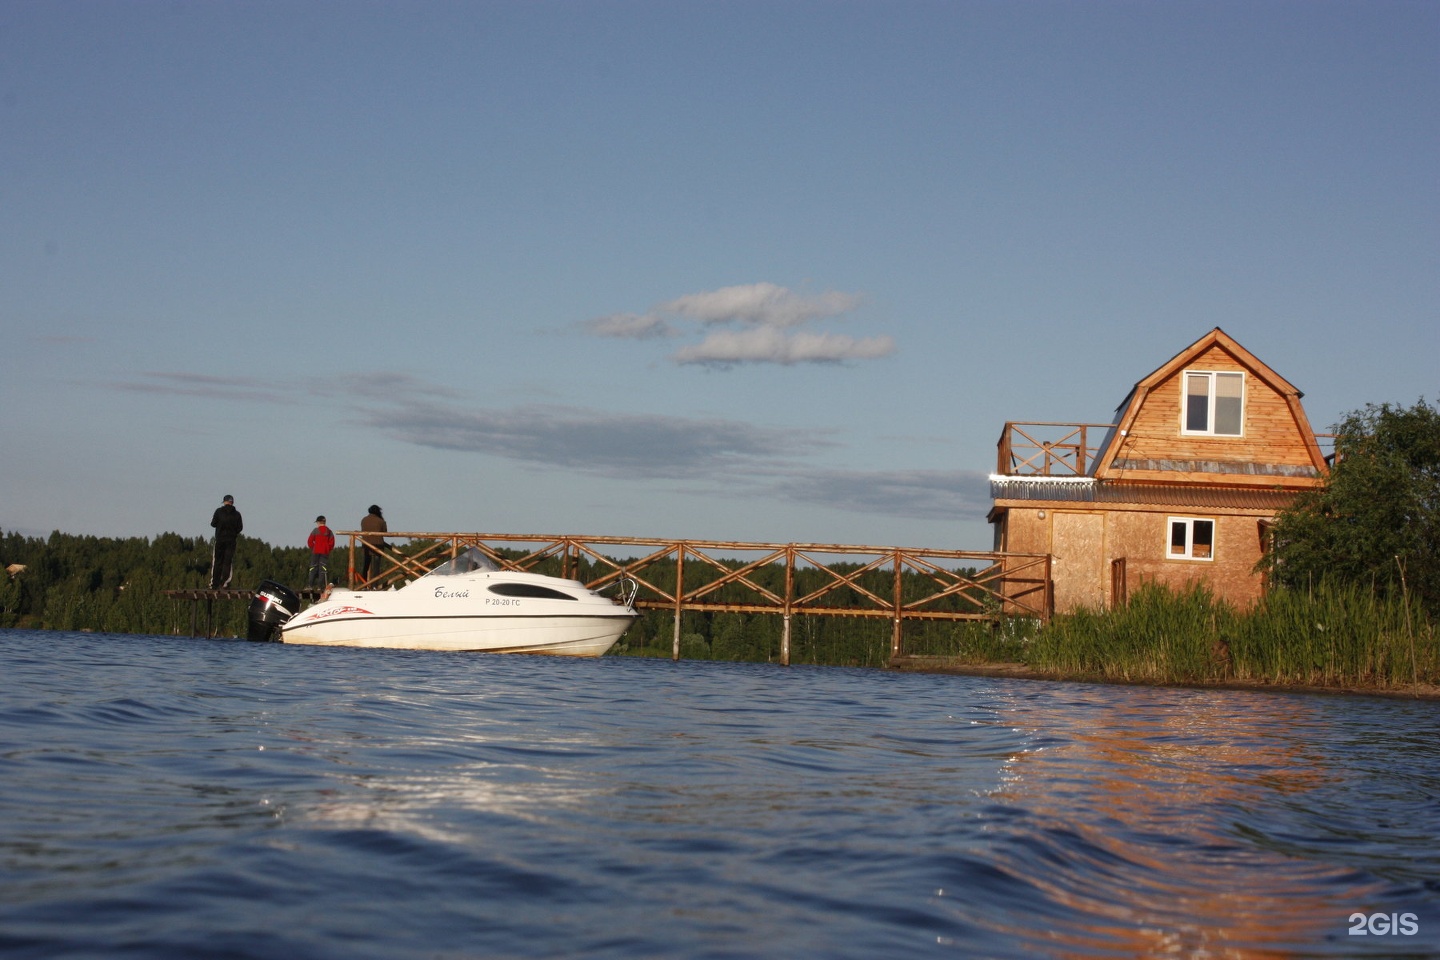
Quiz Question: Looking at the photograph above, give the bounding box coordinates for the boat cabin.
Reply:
[990,328,1329,613]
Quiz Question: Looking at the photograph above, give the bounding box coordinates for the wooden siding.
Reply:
[996,502,1273,612]
[1098,343,1321,487]
[1103,507,1268,608]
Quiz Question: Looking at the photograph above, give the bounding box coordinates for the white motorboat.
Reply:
[247,548,638,656]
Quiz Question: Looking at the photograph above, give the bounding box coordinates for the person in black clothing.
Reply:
[210,494,243,588]
[359,504,387,583]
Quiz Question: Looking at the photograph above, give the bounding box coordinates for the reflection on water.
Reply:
[290,726,614,845]
[0,629,1436,959]
[981,687,1398,957]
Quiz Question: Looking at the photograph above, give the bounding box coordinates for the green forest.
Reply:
[0,530,317,636]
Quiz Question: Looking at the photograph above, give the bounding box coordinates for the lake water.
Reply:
[1,628,1437,959]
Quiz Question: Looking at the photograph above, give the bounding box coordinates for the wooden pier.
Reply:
[166,532,1052,658]
[163,587,326,639]
[326,531,1052,663]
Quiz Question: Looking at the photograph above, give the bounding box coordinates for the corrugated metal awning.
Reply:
[989,477,1299,510]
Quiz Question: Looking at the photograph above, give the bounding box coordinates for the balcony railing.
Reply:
[996,422,1116,477]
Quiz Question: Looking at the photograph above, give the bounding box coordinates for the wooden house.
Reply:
[989,328,1329,613]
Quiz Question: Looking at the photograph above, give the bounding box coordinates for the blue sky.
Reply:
[2,1,1436,551]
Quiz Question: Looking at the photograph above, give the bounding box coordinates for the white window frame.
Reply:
[1168,516,1216,561]
[1181,370,1245,437]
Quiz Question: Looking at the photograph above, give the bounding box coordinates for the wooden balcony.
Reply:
[996,422,1116,477]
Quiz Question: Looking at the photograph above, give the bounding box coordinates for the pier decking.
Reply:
[163,587,327,639]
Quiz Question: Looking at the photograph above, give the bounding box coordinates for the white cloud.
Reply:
[671,328,896,366]
[584,281,893,368]
[658,282,864,328]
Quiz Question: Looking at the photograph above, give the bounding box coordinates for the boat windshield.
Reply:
[426,548,500,577]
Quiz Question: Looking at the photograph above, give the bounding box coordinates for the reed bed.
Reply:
[1027,581,1437,690]
[900,617,1034,663]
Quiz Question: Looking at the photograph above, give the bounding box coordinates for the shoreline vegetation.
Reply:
[903,581,1439,700]
[3,529,1435,699]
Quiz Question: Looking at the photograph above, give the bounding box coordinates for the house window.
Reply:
[1183,371,1244,436]
[1168,517,1215,560]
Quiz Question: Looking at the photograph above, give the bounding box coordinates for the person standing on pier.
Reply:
[209,494,243,589]
[360,504,387,583]
[306,515,335,589]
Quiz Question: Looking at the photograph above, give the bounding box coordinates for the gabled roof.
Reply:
[1090,327,1328,479]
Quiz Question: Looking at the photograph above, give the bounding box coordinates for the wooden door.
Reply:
[1051,512,1106,613]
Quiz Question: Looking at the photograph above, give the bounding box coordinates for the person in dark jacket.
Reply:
[306,515,335,589]
[360,504,387,583]
[209,494,243,588]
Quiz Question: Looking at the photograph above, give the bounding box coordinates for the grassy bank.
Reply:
[930,581,1437,693]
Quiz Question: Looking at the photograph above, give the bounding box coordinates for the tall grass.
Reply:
[900,618,1035,664]
[1028,583,1225,683]
[1027,581,1437,689]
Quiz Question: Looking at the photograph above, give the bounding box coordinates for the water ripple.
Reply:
[1,629,1437,958]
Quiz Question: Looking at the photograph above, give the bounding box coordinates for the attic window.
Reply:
[1183,371,1244,436]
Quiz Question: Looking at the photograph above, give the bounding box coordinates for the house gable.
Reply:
[1090,328,1327,487]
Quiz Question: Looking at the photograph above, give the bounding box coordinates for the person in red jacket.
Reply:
[306,515,335,589]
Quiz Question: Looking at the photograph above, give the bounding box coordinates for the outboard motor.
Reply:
[247,580,300,642]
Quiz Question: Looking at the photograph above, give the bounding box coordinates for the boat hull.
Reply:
[270,555,638,657]
[281,612,634,656]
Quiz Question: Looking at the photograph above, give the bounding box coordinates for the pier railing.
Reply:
[337,531,1052,663]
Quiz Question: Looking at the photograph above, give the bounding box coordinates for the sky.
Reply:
[2,1,1436,553]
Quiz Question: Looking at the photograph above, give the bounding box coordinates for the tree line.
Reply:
[0,531,317,636]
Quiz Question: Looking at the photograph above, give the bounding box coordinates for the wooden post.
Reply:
[891,550,903,659]
[1045,554,1054,619]
[672,544,684,662]
[781,547,793,666]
